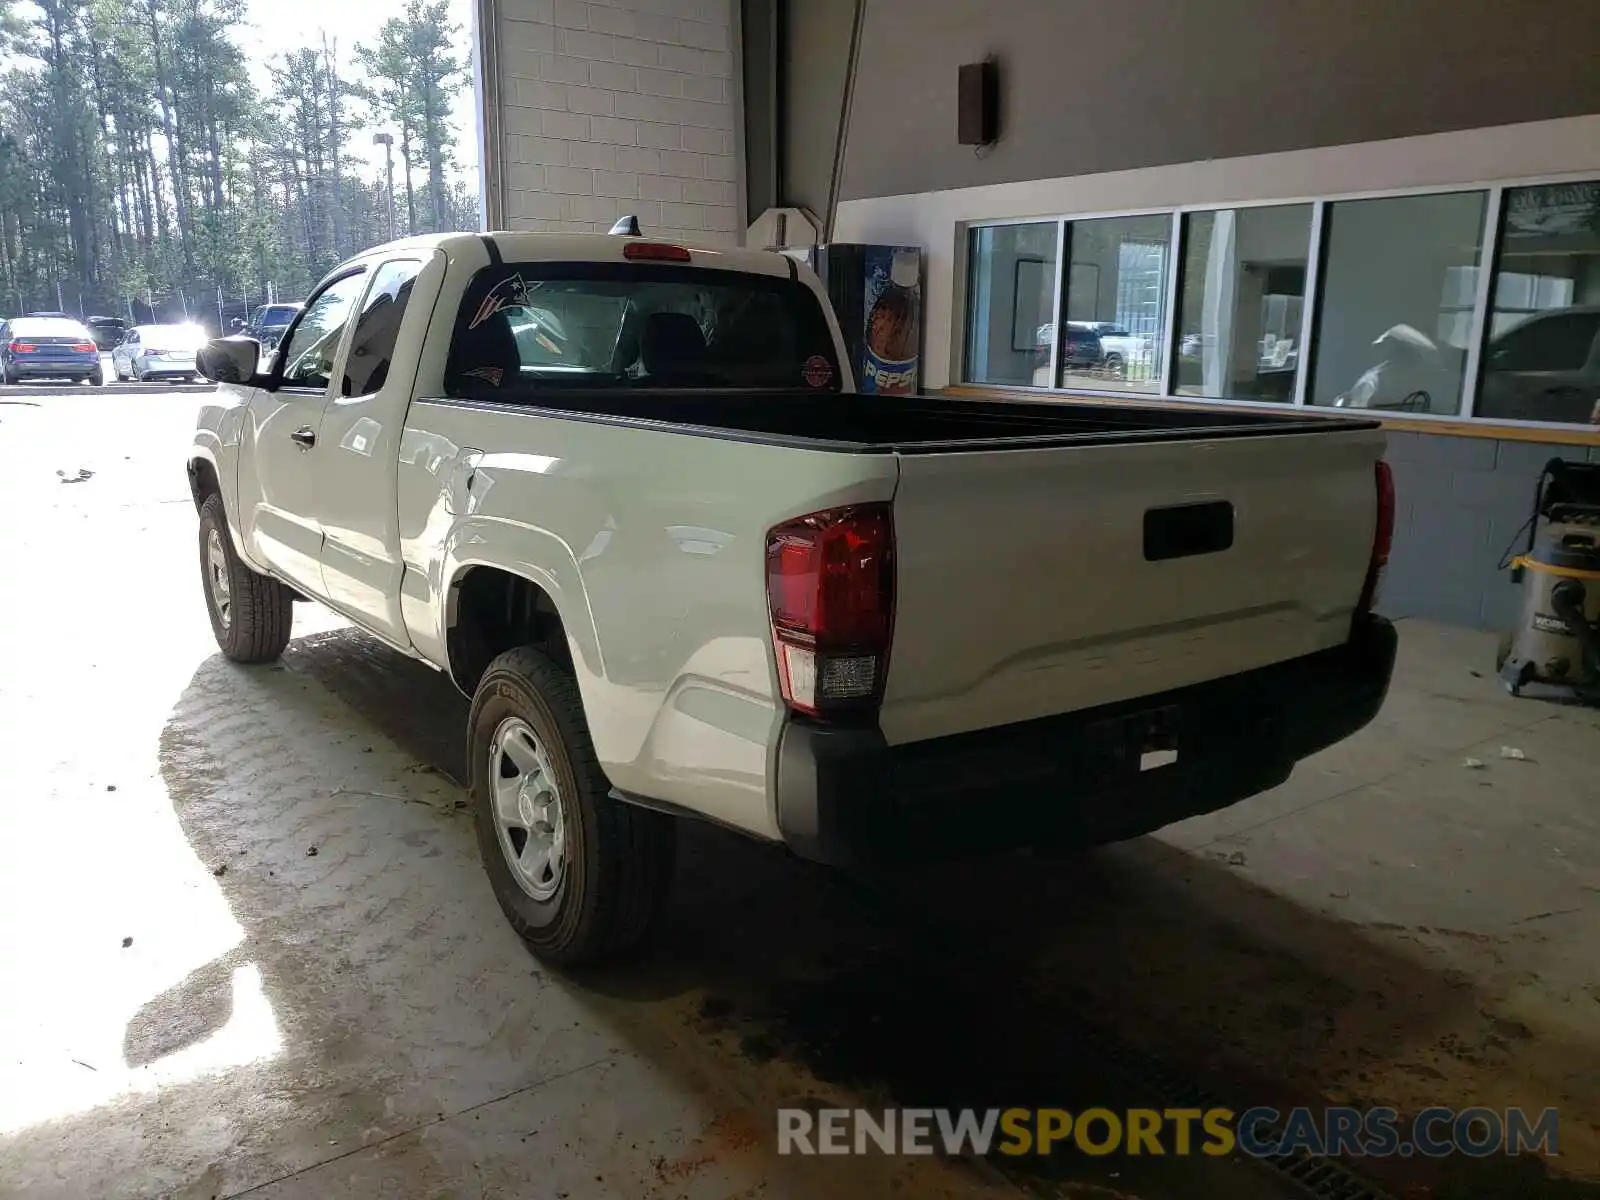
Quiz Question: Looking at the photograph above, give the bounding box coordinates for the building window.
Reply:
[964,222,1059,387]
[962,176,1600,427]
[1476,181,1600,424]
[1174,204,1312,403]
[1309,191,1488,415]
[1058,214,1170,392]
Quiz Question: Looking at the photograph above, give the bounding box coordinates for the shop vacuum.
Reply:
[1498,457,1600,701]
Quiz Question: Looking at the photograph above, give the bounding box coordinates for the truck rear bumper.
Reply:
[774,614,1397,868]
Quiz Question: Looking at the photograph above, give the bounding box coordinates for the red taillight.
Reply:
[765,504,895,717]
[10,341,35,354]
[1356,460,1395,616]
[622,241,692,263]
[71,341,96,353]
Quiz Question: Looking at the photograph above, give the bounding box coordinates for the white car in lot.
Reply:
[186,228,1398,967]
[111,323,205,382]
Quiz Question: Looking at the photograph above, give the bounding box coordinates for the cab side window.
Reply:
[343,259,424,397]
[279,272,368,391]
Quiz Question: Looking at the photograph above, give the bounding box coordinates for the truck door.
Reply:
[314,255,437,646]
[237,269,369,596]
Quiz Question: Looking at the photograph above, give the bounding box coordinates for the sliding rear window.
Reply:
[444,262,842,397]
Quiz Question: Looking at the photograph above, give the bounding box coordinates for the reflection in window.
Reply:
[1058,214,1170,392]
[279,272,368,391]
[964,222,1059,386]
[1310,191,1487,414]
[344,259,423,397]
[1175,204,1311,403]
[1477,182,1600,424]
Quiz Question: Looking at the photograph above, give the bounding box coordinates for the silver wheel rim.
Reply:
[206,528,232,628]
[489,716,568,901]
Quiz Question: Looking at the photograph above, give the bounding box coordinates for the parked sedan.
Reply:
[0,316,104,385]
[111,323,206,382]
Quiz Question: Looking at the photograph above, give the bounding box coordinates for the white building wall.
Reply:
[490,0,739,244]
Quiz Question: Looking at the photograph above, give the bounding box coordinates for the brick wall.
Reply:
[1380,432,1600,630]
[492,0,739,243]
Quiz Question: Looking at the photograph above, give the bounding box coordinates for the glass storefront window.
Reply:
[1174,204,1312,403]
[964,222,1059,387]
[963,179,1599,425]
[1309,191,1488,415]
[1476,182,1600,424]
[1058,214,1170,393]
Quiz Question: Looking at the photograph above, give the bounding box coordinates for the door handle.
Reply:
[290,426,316,449]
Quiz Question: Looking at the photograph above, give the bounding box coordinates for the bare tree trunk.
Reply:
[323,35,344,258]
[422,80,446,233]
[145,133,170,242]
[400,124,416,236]
[87,43,126,275]
[145,0,193,273]
[206,84,225,212]
[42,0,94,289]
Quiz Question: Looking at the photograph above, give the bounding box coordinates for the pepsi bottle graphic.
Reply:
[861,249,920,395]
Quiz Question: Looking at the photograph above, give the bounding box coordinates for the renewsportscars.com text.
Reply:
[777,1106,1559,1160]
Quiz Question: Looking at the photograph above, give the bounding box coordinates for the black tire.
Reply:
[87,369,103,387]
[197,492,293,662]
[468,646,675,967]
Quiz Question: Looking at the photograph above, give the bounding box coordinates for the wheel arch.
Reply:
[444,561,602,699]
[187,451,222,510]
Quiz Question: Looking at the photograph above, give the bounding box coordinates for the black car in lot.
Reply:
[0,316,104,385]
[86,315,129,352]
[238,303,304,352]
[1033,323,1106,373]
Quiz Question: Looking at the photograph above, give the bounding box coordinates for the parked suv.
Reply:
[241,303,304,352]
[1078,322,1151,377]
[0,316,104,385]
[86,315,129,352]
[1033,323,1105,374]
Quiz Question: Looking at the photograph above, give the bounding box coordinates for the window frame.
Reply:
[342,257,425,399]
[270,268,370,397]
[959,169,1600,432]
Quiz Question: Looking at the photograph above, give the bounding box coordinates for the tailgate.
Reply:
[879,427,1386,745]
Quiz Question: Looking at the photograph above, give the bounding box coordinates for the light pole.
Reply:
[373,132,396,242]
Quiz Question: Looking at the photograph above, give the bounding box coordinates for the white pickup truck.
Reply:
[188,228,1398,966]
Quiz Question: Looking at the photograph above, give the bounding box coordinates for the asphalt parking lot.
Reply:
[1,391,1597,1200]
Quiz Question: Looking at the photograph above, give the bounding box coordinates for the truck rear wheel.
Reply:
[468,646,675,967]
[197,493,293,662]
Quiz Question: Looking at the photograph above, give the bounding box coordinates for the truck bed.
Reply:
[454,388,1378,452]
[413,381,1387,753]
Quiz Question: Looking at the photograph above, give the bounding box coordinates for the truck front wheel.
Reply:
[468,646,675,967]
[197,493,294,662]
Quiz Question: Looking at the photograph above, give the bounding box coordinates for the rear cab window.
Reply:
[444,262,842,398]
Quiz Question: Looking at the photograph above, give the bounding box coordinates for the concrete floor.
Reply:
[0,392,1596,1200]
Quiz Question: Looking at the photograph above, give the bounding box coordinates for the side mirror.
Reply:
[196,336,262,385]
